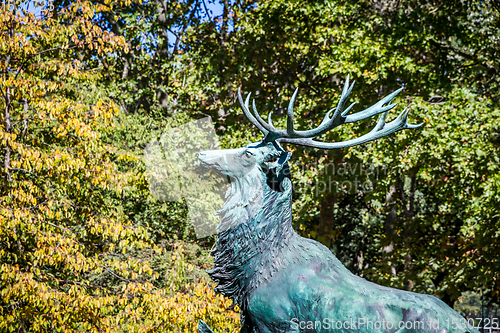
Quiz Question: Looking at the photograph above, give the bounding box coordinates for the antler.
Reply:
[237,75,422,149]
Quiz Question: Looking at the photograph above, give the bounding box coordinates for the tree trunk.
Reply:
[4,87,11,182]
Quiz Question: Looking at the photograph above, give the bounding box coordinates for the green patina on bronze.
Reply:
[198,77,477,333]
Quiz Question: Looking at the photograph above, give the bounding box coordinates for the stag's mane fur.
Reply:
[207,163,306,309]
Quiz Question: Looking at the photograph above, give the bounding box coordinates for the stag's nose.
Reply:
[198,151,209,164]
[198,149,241,171]
[198,150,219,167]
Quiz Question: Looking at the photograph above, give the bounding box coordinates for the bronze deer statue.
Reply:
[198,76,477,333]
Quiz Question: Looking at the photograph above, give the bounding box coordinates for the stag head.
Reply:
[199,76,421,195]
[199,140,292,193]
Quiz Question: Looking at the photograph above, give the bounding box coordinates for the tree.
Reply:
[0,1,240,330]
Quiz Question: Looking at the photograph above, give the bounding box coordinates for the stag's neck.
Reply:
[208,178,303,309]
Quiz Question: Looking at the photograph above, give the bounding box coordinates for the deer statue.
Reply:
[197,76,477,333]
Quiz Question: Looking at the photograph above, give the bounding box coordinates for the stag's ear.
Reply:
[275,151,292,175]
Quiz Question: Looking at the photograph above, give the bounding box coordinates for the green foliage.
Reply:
[455,291,500,321]
[100,111,196,242]
[355,89,499,303]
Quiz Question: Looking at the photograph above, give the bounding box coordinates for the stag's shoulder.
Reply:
[274,235,356,288]
[294,235,350,268]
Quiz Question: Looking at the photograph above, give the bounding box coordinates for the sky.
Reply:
[21,0,225,52]
[205,0,225,17]
[167,0,225,50]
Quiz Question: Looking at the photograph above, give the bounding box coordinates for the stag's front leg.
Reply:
[239,310,258,333]
[246,298,301,333]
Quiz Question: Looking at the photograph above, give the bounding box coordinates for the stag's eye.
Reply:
[243,150,254,159]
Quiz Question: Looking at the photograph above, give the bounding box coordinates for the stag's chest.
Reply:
[243,238,359,330]
[245,254,341,324]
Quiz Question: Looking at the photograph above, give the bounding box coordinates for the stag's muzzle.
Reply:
[198,148,253,177]
[198,150,224,169]
[199,149,234,174]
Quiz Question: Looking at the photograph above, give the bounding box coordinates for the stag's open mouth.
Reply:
[199,159,211,168]
[199,160,223,172]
